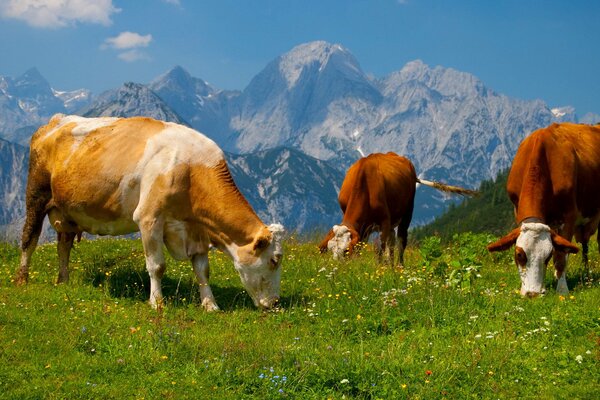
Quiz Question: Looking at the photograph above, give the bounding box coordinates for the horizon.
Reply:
[1,1,599,115]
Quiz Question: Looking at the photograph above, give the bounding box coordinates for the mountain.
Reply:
[0,138,28,240]
[580,112,600,124]
[80,82,187,124]
[230,41,382,159]
[0,42,597,237]
[0,68,91,145]
[149,66,239,145]
[53,88,92,113]
[226,147,344,233]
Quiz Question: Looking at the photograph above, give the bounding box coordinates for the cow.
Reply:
[319,152,477,266]
[14,114,285,311]
[487,123,600,296]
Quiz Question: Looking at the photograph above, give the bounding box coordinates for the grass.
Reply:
[0,233,599,399]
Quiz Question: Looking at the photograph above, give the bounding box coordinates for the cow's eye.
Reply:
[515,248,527,266]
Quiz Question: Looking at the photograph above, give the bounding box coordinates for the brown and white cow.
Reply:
[319,152,477,266]
[15,114,285,311]
[487,123,600,296]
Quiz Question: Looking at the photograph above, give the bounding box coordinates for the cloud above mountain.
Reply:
[102,31,153,62]
[0,0,120,28]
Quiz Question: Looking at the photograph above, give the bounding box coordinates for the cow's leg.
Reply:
[56,232,76,283]
[138,217,167,309]
[16,187,49,285]
[396,226,408,269]
[396,201,414,269]
[554,224,576,295]
[553,250,569,295]
[192,253,219,311]
[380,221,395,265]
[581,240,589,266]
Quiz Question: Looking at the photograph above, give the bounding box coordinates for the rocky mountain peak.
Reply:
[277,41,362,89]
[151,65,214,97]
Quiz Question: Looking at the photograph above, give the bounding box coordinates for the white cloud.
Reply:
[0,0,120,28]
[102,31,153,63]
[118,49,151,63]
[162,0,181,5]
[103,31,153,50]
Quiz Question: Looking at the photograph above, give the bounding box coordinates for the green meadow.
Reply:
[1,233,598,399]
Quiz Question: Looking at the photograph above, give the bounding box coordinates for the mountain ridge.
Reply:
[1,40,599,239]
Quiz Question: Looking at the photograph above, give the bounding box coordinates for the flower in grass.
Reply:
[426,370,432,376]
[401,384,407,389]
[575,355,583,364]
[340,379,349,384]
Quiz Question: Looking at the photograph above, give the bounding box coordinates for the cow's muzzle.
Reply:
[258,296,280,309]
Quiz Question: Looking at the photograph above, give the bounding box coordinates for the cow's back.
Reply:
[507,123,600,222]
[30,114,225,235]
[340,152,417,226]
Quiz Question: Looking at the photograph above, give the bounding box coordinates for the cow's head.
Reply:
[234,223,285,309]
[487,222,578,297]
[322,224,359,260]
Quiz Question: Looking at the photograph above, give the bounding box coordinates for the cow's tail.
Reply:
[417,178,478,197]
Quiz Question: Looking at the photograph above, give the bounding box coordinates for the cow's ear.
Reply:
[318,228,334,253]
[253,234,271,252]
[487,228,520,252]
[551,232,579,254]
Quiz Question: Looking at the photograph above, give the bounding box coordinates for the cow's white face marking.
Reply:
[328,224,352,260]
[515,222,553,296]
[231,224,285,309]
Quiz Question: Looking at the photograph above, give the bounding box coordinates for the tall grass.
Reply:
[0,233,598,399]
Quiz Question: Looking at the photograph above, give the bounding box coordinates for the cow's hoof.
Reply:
[14,271,29,286]
[202,299,220,312]
[149,297,164,310]
[56,274,69,284]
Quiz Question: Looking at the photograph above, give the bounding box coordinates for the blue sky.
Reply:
[1,0,599,115]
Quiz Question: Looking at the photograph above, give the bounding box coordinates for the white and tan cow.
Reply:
[15,114,285,310]
[488,123,600,296]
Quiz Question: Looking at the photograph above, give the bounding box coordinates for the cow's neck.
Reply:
[516,137,550,223]
[190,161,264,249]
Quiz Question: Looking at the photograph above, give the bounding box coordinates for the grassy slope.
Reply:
[412,169,515,241]
[1,235,598,399]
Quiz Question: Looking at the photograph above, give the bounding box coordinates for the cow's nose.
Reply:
[525,291,540,298]
[259,296,280,309]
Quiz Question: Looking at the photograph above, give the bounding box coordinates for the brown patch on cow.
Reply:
[514,247,527,266]
[188,161,264,248]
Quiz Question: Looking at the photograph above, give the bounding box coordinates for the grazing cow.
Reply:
[15,114,285,311]
[487,123,600,296]
[319,152,477,266]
